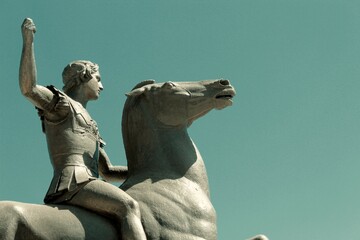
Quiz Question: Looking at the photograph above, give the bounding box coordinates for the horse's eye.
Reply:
[161,82,175,89]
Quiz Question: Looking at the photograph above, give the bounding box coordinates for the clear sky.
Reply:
[1,1,360,239]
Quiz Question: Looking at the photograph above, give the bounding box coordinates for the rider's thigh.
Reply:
[67,180,139,216]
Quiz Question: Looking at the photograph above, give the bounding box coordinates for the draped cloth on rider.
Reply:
[37,86,105,204]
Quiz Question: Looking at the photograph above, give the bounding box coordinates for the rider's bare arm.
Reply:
[98,148,128,182]
[19,18,54,110]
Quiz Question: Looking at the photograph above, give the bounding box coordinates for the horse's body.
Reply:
[0,79,265,240]
[119,79,236,239]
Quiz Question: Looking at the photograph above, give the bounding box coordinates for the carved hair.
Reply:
[62,60,99,94]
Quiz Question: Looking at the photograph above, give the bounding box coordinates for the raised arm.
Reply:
[98,148,128,182]
[19,18,53,109]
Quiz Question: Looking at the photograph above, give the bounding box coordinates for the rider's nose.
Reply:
[219,79,230,86]
[98,81,104,90]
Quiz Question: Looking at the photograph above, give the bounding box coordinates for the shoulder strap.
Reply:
[36,85,61,133]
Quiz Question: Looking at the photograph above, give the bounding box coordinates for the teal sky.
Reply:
[1,1,360,239]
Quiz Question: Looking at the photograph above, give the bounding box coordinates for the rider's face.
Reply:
[83,72,103,100]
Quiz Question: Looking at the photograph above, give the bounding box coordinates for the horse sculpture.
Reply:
[119,79,235,239]
[0,79,267,240]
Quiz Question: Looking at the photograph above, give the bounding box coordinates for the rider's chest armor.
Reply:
[42,92,101,169]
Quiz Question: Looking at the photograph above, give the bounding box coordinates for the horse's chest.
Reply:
[125,178,217,240]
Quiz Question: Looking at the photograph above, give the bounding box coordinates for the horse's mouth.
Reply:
[215,94,233,100]
[215,90,236,100]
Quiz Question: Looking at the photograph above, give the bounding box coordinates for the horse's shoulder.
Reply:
[123,177,216,239]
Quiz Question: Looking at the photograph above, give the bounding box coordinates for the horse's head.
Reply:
[125,79,236,127]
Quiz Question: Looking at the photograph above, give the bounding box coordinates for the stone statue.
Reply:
[0,18,268,240]
[16,18,146,240]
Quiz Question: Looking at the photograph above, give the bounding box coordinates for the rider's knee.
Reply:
[124,198,140,214]
[127,199,140,211]
[111,198,141,221]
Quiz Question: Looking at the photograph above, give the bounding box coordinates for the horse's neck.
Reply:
[132,126,210,196]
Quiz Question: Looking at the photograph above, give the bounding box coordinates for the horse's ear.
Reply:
[125,87,145,97]
[131,79,156,91]
[161,81,175,89]
[126,79,156,97]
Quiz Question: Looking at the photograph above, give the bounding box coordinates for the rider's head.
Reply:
[62,60,99,94]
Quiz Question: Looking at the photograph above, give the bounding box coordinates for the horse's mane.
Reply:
[122,94,141,171]
[122,81,155,171]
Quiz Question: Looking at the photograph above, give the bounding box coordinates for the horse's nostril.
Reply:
[219,79,230,86]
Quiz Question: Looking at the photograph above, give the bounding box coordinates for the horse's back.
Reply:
[0,201,117,240]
